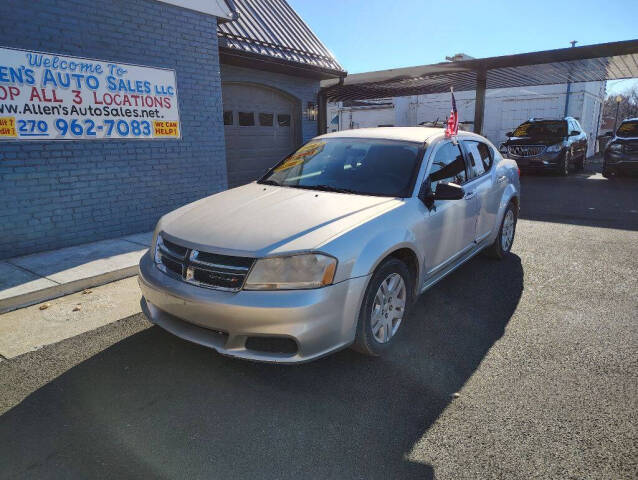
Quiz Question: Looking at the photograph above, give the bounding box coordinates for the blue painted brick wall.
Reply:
[0,0,227,259]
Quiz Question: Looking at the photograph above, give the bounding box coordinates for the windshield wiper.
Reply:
[293,184,358,194]
[259,179,281,186]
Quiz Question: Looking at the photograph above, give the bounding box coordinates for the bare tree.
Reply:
[603,85,638,123]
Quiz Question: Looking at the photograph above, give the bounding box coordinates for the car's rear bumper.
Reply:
[138,252,369,363]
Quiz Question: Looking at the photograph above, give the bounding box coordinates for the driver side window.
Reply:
[428,141,467,189]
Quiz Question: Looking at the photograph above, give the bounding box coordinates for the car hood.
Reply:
[614,137,638,144]
[159,182,402,257]
[504,136,565,146]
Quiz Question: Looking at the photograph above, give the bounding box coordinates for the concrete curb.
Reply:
[0,266,139,314]
[0,232,152,315]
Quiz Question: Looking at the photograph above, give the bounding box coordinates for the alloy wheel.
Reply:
[501,209,515,252]
[371,273,406,343]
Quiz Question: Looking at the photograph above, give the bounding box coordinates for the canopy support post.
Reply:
[473,69,487,135]
[317,90,328,135]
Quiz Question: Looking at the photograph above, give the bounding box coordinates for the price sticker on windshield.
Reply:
[274,141,326,171]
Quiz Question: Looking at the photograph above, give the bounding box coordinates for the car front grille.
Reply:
[508,145,546,157]
[155,235,254,291]
[624,143,638,153]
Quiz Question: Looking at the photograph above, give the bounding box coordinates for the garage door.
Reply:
[222,83,299,188]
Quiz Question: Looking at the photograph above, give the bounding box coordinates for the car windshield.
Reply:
[259,138,422,197]
[512,121,566,137]
[617,120,638,138]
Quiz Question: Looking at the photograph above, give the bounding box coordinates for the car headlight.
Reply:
[244,253,337,290]
[153,234,167,272]
[607,142,623,153]
[152,225,161,262]
[546,144,563,153]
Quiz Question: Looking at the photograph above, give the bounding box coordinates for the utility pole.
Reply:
[613,95,623,132]
[564,40,578,118]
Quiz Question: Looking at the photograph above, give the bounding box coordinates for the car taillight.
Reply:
[518,168,521,177]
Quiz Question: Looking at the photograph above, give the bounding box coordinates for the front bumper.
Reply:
[604,152,638,175]
[509,151,563,170]
[138,252,369,363]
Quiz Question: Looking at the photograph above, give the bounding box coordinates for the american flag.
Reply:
[444,88,459,137]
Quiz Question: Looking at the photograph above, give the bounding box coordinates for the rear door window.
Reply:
[463,140,492,178]
[568,119,578,133]
[428,141,467,187]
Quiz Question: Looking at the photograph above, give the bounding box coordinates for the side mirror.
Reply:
[505,131,513,137]
[433,182,465,200]
[569,130,580,136]
[418,179,465,209]
[418,177,435,207]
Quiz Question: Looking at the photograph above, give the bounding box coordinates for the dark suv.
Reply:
[603,118,638,177]
[499,117,588,175]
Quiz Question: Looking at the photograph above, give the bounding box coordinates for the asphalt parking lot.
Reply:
[1,166,637,479]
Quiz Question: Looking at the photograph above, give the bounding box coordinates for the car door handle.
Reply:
[497,175,507,184]
[464,191,476,200]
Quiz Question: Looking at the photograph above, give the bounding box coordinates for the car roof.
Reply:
[315,127,489,144]
[524,118,568,122]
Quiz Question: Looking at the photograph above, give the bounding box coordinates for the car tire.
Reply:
[576,153,585,171]
[484,202,517,260]
[558,151,570,176]
[602,167,612,178]
[352,257,414,357]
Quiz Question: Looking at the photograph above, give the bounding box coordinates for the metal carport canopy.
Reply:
[318,39,638,134]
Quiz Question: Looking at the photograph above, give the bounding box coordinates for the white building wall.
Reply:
[330,81,605,156]
[327,103,394,132]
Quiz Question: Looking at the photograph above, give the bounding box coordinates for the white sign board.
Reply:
[0,46,180,140]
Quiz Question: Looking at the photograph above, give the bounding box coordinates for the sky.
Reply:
[288,0,638,96]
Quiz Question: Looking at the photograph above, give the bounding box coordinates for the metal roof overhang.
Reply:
[317,39,638,133]
[218,0,345,79]
[219,47,345,79]
[320,39,638,101]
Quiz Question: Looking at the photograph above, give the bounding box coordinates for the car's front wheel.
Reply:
[352,257,413,356]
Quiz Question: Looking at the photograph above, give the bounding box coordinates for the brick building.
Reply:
[0,0,344,259]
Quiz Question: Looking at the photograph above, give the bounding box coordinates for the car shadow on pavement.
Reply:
[0,254,523,479]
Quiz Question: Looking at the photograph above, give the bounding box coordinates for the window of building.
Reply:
[223,111,233,126]
[259,113,274,126]
[428,141,467,187]
[238,112,255,126]
[277,114,291,127]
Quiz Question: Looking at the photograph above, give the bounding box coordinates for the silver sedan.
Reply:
[138,127,520,363]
